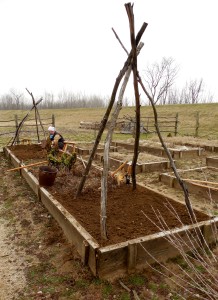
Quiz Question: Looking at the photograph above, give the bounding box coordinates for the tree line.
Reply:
[0,57,214,110]
[0,91,107,110]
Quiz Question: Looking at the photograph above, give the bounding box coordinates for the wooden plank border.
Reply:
[97,218,218,279]
[159,167,218,202]
[206,156,218,168]
[94,153,171,174]
[111,141,204,158]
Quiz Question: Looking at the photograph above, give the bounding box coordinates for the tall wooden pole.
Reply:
[75,22,147,198]
[125,3,141,190]
[26,89,40,143]
[137,74,195,220]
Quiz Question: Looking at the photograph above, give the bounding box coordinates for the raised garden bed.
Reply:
[160,166,218,202]
[140,137,218,153]
[111,141,204,159]
[74,142,117,155]
[174,142,218,153]
[94,152,171,174]
[68,143,172,173]
[4,144,218,279]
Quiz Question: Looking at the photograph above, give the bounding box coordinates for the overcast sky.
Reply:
[0,0,217,103]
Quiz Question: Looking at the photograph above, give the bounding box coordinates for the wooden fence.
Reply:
[79,114,179,136]
[0,114,54,148]
[79,112,207,138]
[119,114,179,136]
[0,111,210,148]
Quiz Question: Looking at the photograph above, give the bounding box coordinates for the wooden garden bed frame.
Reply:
[94,153,171,174]
[176,143,218,153]
[159,166,218,203]
[111,141,204,159]
[3,146,218,279]
[207,156,218,168]
[73,143,174,173]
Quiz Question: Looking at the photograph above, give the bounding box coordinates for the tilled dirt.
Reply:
[8,144,212,248]
[46,174,209,247]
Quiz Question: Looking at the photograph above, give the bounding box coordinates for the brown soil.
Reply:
[9,144,47,160]
[47,177,209,247]
[9,144,210,247]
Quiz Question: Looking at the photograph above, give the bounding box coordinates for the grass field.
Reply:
[0,103,217,147]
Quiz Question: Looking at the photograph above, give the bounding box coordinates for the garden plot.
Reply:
[111,141,204,159]
[4,144,218,279]
[160,166,218,202]
[93,150,172,173]
[67,142,172,173]
[146,136,218,153]
[74,142,117,155]
[176,143,218,153]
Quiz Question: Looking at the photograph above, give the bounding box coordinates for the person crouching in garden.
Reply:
[47,126,65,151]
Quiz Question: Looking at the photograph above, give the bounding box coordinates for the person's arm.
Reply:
[52,134,61,149]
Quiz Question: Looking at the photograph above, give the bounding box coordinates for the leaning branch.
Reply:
[137,74,195,219]
[75,22,147,198]
[26,88,46,140]
[125,3,141,190]
[11,97,43,146]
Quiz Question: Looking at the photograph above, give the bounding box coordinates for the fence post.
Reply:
[94,122,97,139]
[195,112,199,137]
[146,117,149,136]
[52,114,55,127]
[14,114,20,144]
[175,113,179,136]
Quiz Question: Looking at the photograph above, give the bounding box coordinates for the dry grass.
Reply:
[0,103,217,148]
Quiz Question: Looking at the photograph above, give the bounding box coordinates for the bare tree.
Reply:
[10,89,23,109]
[189,78,203,104]
[164,77,213,105]
[143,57,179,105]
[202,91,214,103]
[167,87,180,105]
[180,79,204,104]
[0,93,14,109]
[43,91,55,108]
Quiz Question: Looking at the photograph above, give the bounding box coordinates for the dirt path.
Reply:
[0,155,26,299]
[0,153,76,299]
[0,212,26,299]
